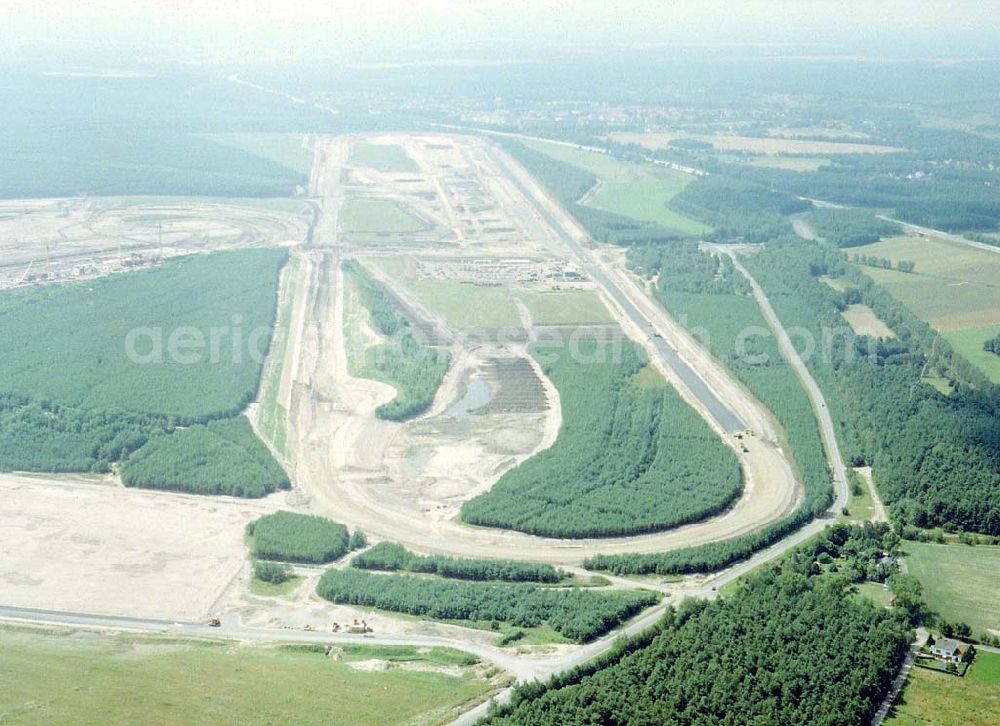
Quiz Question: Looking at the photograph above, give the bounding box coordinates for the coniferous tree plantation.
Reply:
[343,260,449,421]
[487,527,912,725]
[0,250,290,486]
[0,249,286,420]
[352,542,566,583]
[316,569,659,642]
[461,339,743,538]
[247,511,351,564]
[121,417,289,497]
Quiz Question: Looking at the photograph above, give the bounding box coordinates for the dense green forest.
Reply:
[343,260,449,420]
[485,526,912,725]
[741,239,1000,534]
[587,248,832,575]
[0,251,288,481]
[121,417,289,497]
[352,542,566,583]
[0,395,157,473]
[0,249,285,420]
[628,241,749,294]
[495,138,690,245]
[669,175,810,243]
[316,569,658,642]
[808,208,901,247]
[247,511,351,564]
[462,339,742,538]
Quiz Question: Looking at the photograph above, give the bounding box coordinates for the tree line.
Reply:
[809,207,900,247]
[352,542,566,583]
[316,569,658,643]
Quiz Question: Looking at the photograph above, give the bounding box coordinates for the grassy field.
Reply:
[904,542,1000,635]
[886,650,1000,726]
[200,133,314,175]
[249,574,303,597]
[350,142,420,173]
[853,581,893,609]
[842,479,876,524]
[939,325,1000,384]
[520,139,709,235]
[255,255,299,457]
[340,197,429,235]
[0,628,494,726]
[856,234,1000,382]
[410,280,521,329]
[842,303,897,338]
[519,289,614,325]
[364,259,523,330]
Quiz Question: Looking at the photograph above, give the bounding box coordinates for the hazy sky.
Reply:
[2,0,998,62]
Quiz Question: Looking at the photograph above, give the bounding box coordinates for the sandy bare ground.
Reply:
[0,196,309,289]
[0,473,288,620]
[271,133,802,564]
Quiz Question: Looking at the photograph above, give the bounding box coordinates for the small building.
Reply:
[929,637,965,663]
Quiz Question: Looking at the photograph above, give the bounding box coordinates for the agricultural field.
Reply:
[339,197,429,236]
[0,628,496,726]
[903,542,1000,636]
[885,650,1000,726]
[461,339,743,538]
[745,155,831,172]
[520,139,710,235]
[199,132,315,176]
[121,417,290,498]
[518,289,614,325]
[350,141,420,172]
[854,234,1000,382]
[316,569,659,642]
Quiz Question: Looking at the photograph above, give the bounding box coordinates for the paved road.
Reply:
[0,604,541,680]
[716,246,851,515]
[491,145,744,433]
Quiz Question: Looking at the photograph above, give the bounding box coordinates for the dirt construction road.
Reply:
[275,134,804,564]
